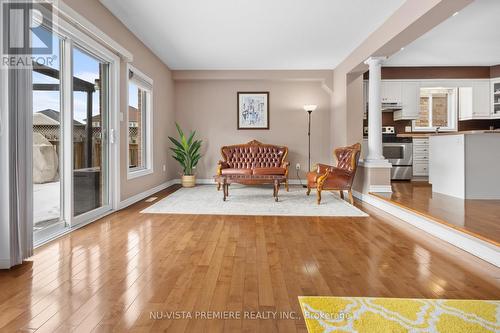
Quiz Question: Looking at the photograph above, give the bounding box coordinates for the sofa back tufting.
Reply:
[221,140,287,169]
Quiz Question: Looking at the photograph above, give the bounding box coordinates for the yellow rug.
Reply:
[298,296,499,333]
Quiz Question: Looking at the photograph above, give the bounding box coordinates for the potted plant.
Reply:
[168,123,202,187]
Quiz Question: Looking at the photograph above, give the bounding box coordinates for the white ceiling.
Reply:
[100,0,405,70]
[386,0,500,67]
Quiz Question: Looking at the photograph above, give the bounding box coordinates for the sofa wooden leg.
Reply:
[340,191,344,199]
[348,190,354,205]
[317,188,322,205]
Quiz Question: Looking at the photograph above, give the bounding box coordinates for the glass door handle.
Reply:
[110,128,115,144]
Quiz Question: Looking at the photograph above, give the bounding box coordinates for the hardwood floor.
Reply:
[372,181,500,245]
[0,185,499,332]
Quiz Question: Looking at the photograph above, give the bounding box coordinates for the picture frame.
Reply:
[237,92,269,130]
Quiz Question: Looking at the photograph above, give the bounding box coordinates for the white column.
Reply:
[364,57,390,166]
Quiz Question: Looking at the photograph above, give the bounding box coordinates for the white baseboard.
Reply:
[118,179,177,209]
[369,185,393,193]
[0,259,11,269]
[353,191,500,267]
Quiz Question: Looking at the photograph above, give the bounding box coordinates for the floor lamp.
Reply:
[303,104,317,187]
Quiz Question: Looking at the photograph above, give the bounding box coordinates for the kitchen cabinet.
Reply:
[429,133,500,199]
[459,87,474,120]
[393,81,419,120]
[459,81,491,120]
[381,81,401,103]
[492,79,500,119]
[413,137,429,177]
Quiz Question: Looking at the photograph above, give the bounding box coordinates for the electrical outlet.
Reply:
[295,163,301,170]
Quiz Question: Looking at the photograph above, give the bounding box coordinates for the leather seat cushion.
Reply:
[307,171,319,184]
[321,171,351,189]
[253,167,286,175]
[221,168,252,175]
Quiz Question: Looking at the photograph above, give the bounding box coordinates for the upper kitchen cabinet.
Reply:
[492,79,500,119]
[459,80,491,120]
[381,81,402,103]
[393,81,419,121]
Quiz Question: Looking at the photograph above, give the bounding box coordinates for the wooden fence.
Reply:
[49,140,103,169]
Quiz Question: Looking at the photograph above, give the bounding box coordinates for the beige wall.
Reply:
[63,0,176,201]
[173,72,332,180]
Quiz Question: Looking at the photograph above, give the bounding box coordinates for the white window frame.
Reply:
[412,87,458,132]
[126,64,153,179]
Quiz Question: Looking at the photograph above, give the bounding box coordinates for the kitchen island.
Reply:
[429,131,500,199]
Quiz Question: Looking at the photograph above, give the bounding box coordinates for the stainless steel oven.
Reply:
[383,142,413,180]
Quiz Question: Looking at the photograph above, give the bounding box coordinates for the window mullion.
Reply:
[61,37,74,225]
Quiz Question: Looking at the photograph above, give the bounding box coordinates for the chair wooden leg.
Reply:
[306,186,311,195]
[217,182,221,191]
[339,191,344,199]
[348,190,354,205]
[285,179,289,192]
[317,188,322,205]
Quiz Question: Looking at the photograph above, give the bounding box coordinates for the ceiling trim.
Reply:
[172,70,334,94]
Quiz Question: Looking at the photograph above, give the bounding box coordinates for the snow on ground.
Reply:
[34,181,60,225]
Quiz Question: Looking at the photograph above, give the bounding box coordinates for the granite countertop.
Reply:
[397,130,500,137]
[396,133,431,138]
[429,130,500,136]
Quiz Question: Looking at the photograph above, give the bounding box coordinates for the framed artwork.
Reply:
[237,92,269,129]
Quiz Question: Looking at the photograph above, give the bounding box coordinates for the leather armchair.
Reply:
[306,143,361,205]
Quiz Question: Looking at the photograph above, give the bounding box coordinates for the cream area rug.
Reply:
[141,185,368,217]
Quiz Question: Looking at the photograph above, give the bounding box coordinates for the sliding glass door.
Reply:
[32,22,117,242]
[72,46,110,221]
[32,31,64,234]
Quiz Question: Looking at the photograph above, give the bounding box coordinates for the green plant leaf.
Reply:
[188,141,201,155]
[168,137,184,150]
[187,131,196,146]
[175,122,184,138]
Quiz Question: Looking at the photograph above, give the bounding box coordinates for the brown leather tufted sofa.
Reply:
[216,140,290,190]
[306,143,361,205]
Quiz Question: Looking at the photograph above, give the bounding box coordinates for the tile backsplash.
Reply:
[364,113,500,135]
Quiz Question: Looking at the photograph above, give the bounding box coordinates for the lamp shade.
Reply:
[303,104,317,112]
